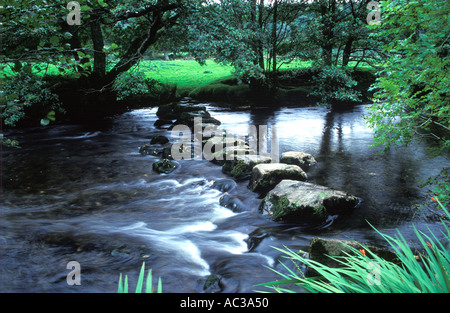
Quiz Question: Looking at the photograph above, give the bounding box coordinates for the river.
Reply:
[1,101,448,292]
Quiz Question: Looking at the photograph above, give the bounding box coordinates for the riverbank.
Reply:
[1,60,376,129]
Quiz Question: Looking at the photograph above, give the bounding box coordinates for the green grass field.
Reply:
[1,58,372,90]
[137,59,234,90]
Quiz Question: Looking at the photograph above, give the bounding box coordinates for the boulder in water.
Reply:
[150,135,169,145]
[259,179,359,222]
[152,159,179,174]
[222,154,272,181]
[249,163,307,194]
[306,237,398,277]
[280,151,317,170]
[211,178,237,192]
[219,194,246,212]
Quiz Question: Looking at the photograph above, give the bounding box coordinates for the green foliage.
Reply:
[1,70,62,127]
[365,0,450,156]
[310,65,362,107]
[257,198,450,293]
[117,262,162,293]
[418,168,450,217]
[113,70,162,101]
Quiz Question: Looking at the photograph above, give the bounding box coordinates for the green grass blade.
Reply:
[135,262,146,293]
[124,275,128,293]
[157,277,162,293]
[145,268,153,293]
[118,273,124,293]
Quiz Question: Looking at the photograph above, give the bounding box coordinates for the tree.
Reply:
[187,0,305,89]
[1,0,197,123]
[364,0,450,208]
[365,0,450,156]
[294,0,384,68]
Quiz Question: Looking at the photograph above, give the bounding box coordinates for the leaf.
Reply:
[47,110,56,121]
[49,36,59,46]
[63,32,73,40]
[40,118,50,126]
[135,262,146,293]
[77,51,86,58]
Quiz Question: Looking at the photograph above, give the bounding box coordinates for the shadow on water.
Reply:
[1,103,448,292]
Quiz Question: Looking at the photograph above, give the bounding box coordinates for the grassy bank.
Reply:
[1,58,376,123]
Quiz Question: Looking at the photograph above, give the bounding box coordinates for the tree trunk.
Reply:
[90,18,106,79]
[320,1,336,67]
[105,14,163,87]
[163,48,170,61]
[272,0,278,80]
[342,38,354,67]
[258,0,265,71]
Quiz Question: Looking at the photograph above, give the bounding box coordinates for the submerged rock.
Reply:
[202,274,223,293]
[249,163,307,194]
[306,237,398,277]
[211,178,237,192]
[280,151,317,170]
[154,119,173,128]
[152,159,179,174]
[139,144,161,156]
[259,180,359,222]
[219,194,246,212]
[222,155,272,181]
[150,135,169,145]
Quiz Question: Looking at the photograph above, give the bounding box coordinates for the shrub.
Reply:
[113,70,162,101]
[309,65,361,107]
[1,71,62,127]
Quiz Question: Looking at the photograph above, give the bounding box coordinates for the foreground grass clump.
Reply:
[257,197,450,293]
[118,262,162,293]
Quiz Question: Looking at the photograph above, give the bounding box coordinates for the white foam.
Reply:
[114,222,211,276]
[168,221,217,234]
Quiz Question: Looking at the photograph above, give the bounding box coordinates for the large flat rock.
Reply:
[259,179,359,222]
[249,163,307,194]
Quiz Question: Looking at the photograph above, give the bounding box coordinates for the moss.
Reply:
[269,195,292,221]
[312,204,327,218]
[152,159,178,174]
[230,160,252,180]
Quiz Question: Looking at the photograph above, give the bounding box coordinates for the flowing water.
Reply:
[1,102,448,292]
